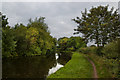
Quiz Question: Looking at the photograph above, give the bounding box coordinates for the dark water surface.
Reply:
[2,53,71,78]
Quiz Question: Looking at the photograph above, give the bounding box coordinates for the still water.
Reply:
[2,53,71,78]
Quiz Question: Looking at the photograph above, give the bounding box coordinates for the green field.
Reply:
[48,52,93,78]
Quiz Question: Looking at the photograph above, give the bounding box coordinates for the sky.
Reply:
[1,1,119,45]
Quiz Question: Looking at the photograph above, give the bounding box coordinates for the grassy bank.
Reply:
[86,53,118,78]
[79,46,119,78]
[48,52,93,78]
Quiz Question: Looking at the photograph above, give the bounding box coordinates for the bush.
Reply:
[101,40,119,78]
[102,40,119,59]
[78,47,90,54]
[78,47,97,54]
[96,46,103,56]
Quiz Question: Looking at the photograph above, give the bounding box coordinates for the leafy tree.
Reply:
[58,37,69,51]
[58,37,86,52]
[1,14,16,57]
[13,23,27,56]
[2,14,8,29]
[26,17,56,55]
[27,17,48,32]
[26,27,41,55]
[74,37,86,49]
[73,5,120,47]
[2,15,56,57]
[2,27,16,57]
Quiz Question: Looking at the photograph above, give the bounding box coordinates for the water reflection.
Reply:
[48,53,63,76]
[48,63,63,76]
[57,52,72,65]
[2,53,71,78]
[48,53,72,76]
[3,55,57,78]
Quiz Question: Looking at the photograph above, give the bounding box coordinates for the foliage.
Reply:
[26,17,56,55]
[13,24,27,56]
[2,14,16,58]
[73,5,120,47]
[72,5,120,78]
[78,47,90,54]
[79,39,120,77]
[1,14,8,29]
[102,39,119,59]
[1,14,56,57]
[87,52,119,78]
[2,26,16,57]
[78,47,97,54]
[58,37,69,51]
[58,36,86,52]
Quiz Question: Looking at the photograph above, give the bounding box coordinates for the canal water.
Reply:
[2,53,71,78]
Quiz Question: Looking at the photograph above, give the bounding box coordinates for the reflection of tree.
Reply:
[57,52,72,65]
[2,55,57,78]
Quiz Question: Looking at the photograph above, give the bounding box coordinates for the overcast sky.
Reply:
[2,2,118,41]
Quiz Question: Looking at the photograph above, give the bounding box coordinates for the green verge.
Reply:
[86,53,113,78]
[47,52,93,78]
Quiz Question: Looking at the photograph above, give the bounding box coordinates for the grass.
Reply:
[48,52,93,78]
[79,46,118,78]
[86,53,113,78]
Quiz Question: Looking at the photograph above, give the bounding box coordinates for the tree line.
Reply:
[1,13,57,58]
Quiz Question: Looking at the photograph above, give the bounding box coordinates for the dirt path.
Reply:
[85,56,98,79]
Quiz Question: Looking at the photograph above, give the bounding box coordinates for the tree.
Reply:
[13,23,27,56]
[2,15,57,57]
[1,14,8,29]
[58,37,69,51]
[2,14,16,57]
[73,5,120,47]
[26,17,56,55]
[57,37,86,52]
[69,37,86,49]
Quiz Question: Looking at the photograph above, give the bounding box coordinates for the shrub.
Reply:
[102,40,119,78]
[96,46,103,56]
[102,40,119,59]
[78,47,97,54]
[78,47,89,54]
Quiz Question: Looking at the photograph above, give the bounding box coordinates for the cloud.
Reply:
[59,21,65,24]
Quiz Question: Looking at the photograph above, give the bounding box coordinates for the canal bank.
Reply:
[48,52,93,78]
